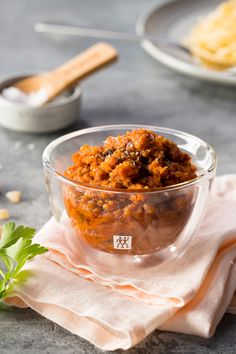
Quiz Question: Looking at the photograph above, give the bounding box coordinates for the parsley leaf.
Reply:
[0,222,48,301]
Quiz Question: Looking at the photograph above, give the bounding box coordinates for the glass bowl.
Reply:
[42,125,216,267]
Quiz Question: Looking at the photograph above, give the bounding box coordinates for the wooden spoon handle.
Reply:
[46,42,118,101]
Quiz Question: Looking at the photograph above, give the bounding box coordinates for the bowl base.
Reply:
[78,235,180,274]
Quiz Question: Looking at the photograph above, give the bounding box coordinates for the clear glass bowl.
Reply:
[42,125,216,267]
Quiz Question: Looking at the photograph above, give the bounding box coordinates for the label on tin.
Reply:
[113,235,132,250]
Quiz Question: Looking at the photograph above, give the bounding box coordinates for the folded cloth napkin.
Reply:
[5,175,236,351]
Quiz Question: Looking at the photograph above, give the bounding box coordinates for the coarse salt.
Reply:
[2,87,49,107]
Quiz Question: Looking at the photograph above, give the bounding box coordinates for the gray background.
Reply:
[0,0,236,353]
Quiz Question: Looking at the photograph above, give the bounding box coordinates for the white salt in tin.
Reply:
[0,74,81,133]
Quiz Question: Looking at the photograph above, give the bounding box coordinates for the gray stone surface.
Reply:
[0,0,236,352]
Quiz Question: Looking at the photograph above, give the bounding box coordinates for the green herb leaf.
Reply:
[0,221,48,303]
[0,249,14,272]
[0,222,15,248]
[0,223,35,249]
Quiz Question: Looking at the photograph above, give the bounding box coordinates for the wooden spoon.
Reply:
[14,42,118,105]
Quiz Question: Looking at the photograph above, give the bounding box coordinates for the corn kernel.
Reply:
[6,190,22,204]
[0,209,9,220]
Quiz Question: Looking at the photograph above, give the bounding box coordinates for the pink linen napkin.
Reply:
[5,175,236,351]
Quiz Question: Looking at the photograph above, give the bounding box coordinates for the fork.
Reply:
[34,22,191,54]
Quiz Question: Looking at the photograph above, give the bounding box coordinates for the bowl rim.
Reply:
[42,124,217,194]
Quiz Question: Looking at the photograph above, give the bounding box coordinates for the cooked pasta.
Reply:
[186,0,236,70]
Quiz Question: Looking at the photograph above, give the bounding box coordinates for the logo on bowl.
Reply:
[113,235,132,250]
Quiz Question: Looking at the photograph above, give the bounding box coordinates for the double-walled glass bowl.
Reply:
[43,125,216,266]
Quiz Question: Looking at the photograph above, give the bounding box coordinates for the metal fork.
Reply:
[34,22,191,54]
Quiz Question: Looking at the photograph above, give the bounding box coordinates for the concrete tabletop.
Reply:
[0,0,236,353]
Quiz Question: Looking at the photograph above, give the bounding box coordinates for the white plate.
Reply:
[136,0,236,86]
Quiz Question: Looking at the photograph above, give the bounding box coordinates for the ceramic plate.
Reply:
[136,0,236,86]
